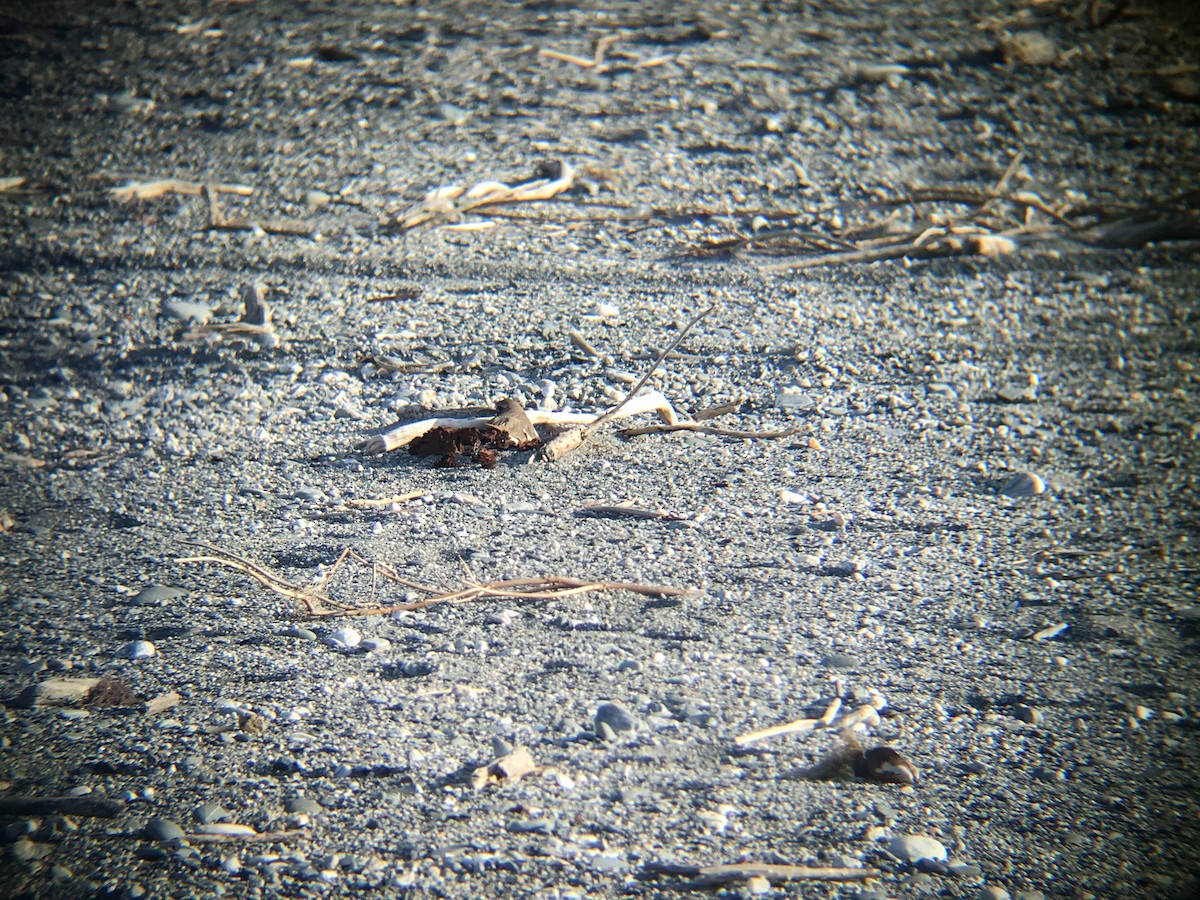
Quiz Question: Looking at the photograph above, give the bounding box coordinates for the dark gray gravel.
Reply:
[2,1,1198,898]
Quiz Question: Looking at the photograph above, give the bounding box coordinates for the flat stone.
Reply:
[132,585,187,606]
[889,834,948,863]
[285,797,323,815]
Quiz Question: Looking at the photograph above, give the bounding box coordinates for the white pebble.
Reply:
[327,627,361,649]
[119,640,157,660]
[889,834,948,863]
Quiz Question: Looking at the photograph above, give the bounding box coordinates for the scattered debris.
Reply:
[391,160,576,231]
[204,184,312,237]
[471,746,540,790]
[539,302,716,462]
[360,391,679,456]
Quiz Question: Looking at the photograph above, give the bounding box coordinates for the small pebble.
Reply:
[1001,473,1046,498]
[594,702,638,739]
[194,803,231,825]
[143,818,186,842]
[327,626,362,649]
[889,834,948,864]
[285,797,323,815]
[978,887,1012,900]
[132,585,186,606]
[118,640,157,660]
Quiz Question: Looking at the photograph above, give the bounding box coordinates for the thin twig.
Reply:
[619,422,802,439]
[585,302,717,437]
[177,541,691,618]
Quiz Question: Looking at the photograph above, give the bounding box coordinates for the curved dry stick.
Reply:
[179,542,691,618]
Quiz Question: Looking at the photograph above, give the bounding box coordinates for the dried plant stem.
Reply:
[177,541,691,618]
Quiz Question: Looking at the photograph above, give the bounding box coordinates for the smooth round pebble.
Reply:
[978,888,1012,900]
[1001,472,1046,498]
[194,802,230,825]
[132,585,186,606]
[143,818,185,842]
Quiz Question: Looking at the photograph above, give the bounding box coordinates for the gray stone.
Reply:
[194,802,231,825]
[594,702,637,739]
[143,817,186,842]
[285,797,323,815]
[132,585,186,606]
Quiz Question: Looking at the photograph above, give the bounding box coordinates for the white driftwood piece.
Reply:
[360,390,680,456]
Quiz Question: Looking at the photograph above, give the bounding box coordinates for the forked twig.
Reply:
[539,302,718,461]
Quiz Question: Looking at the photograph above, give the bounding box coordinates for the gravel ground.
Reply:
[2,1,1199,898]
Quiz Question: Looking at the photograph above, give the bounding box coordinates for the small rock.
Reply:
[978,887,1012,900]
[195,823,257,837]
[1001,472,1046,498]
[1014,705,1043,725]
[594,702,638,739]
[194,803,231,825]
[279,626,318,641]
[1000,31,1057,66]
[822,653,860,669]
[360,637,392,652]
[162,300,214,324]
[746,874,772,894]
[132,585,186,606]
[12,837,51,862]
[889,834,948,864]
[285,797,323,815]
[15,677,101,708]
[327,626,361,649]
[143,818,186,842]
[118,640,157,660]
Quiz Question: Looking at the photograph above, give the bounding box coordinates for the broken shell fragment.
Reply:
[853,746,918,784]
